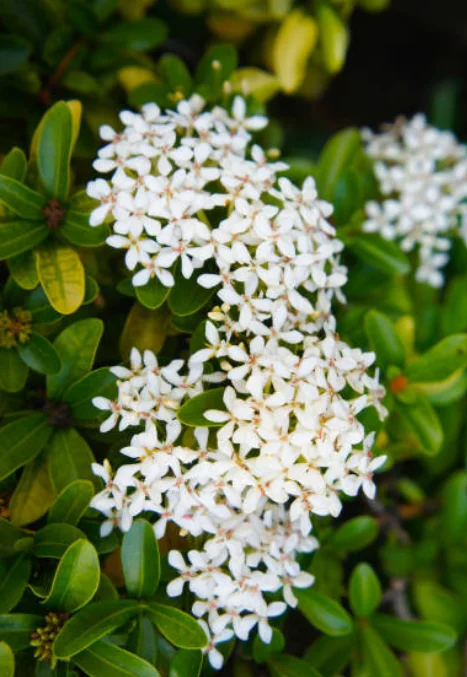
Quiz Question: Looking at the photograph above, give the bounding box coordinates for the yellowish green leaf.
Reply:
[9,455,55,527]
[36,244,85,315]
[231,68,281,102]
[272,9,318,93]
[120,303,170,359]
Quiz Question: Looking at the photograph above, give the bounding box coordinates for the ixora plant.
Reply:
[0,40,465,677]
[86,92,388,667]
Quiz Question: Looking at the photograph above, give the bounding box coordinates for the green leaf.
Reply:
[348,233,411,276]
[48,480,94,526]
[53,600,140,658]
[0,519,26,558]
[46,318,104,399]
[135,277,171,310]
[120,303,170,358]
[330,516,379,554]
[24,286,61,324]
[316,128,361,202]
[17,332,61,375]
[0,348,29,392]
[0,614,42,652]
[272,10,318,94]
[47,428,97,493]
[37,101,73,201]
[365,310,406,368]
[317,1,349,73]
[44,539,100,613]
[407,334,467,383]
[145,603,208,649]
[348,563,382,618]
[295,588,353,636]
[169,649,202,677]
[304,633,355,676]
[0,412,52,481]
[33,523,87,559]
[101,18,167,50]
[128,615,157,666]
[405,652,451,677]
[8,250,39,289]
[268,654,323,677]
[158,55,192,97]
[253,628,285,663]
[0,219,48,260]
[63,368,117,420]
[397,393,443,456]
[36,244,86,315]
[168,265,216,317]
[73,638,161,677]
[412,580,467,635]
[61,211,109,247]
[177,388,226,427]
[0,641,14,677]
[0,175,45,219]
[441,275,467,335]
[359,624,403,677]
[0,147,27,181]
[440,471,467,544]
[9,454,55,526]
[0,35,31,76]
[122,520,160,599]
[195,44,237,98]
[0,554,31,613]
[416,368,467,407]
[371,614,457,653]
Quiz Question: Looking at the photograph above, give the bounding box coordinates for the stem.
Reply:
[38,41,84,106]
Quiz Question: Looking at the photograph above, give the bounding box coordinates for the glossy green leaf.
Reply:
[24,286,61,324]
[407,334,467,383]
[72,638,161,677]
[416,368,467,407]
[348,233,411,276]
[0,219,48,260]
[0,348,29,392]
[253,628,285,663]
[440,471,467,544]
[412,580,467,634]
[304,632,355,676]
[44,539,100,613]
[0,147,27,181]
[9,454,55,526]
[53,600,140,658]
[168,266,216,317]
[135,277,171,310]
[48,480,94,526]
[0,641,14,676]
[0,554,31,613]
[371,613,457,653]
[295,588,353,636]
[158,54,192,96]
[0,175,45,219]
[46,318,104,399]
[177,388,226,427]
[316,1,349,74]
[0,614,42,652]
[61,211,109,247]
[0,519,25,558]
[359,624,403,677]
[397,394,443,456]
[272,10,318,94]
[127,615,157,666]
[63,368,117,420]
[37,101,73,201]
[195,44,237,97]
[33,523,87,559]
[169,649,202,677]
[145,603,208,649]
[268,653,323,677]
[349,563,382,618]
[330,516,379,554]
[122,520,160,599]
[36,244,85,315]
[101,17,167,50]
[0,412,52,481]
[8,250,39,289]
[316,128,361,201]
[365,310,406,368]
[441,275,467,335]
[47,428,97,493]
[17,332,61,375]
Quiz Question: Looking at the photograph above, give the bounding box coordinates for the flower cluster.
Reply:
[89,95,387,669]
[362,114,467,287]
